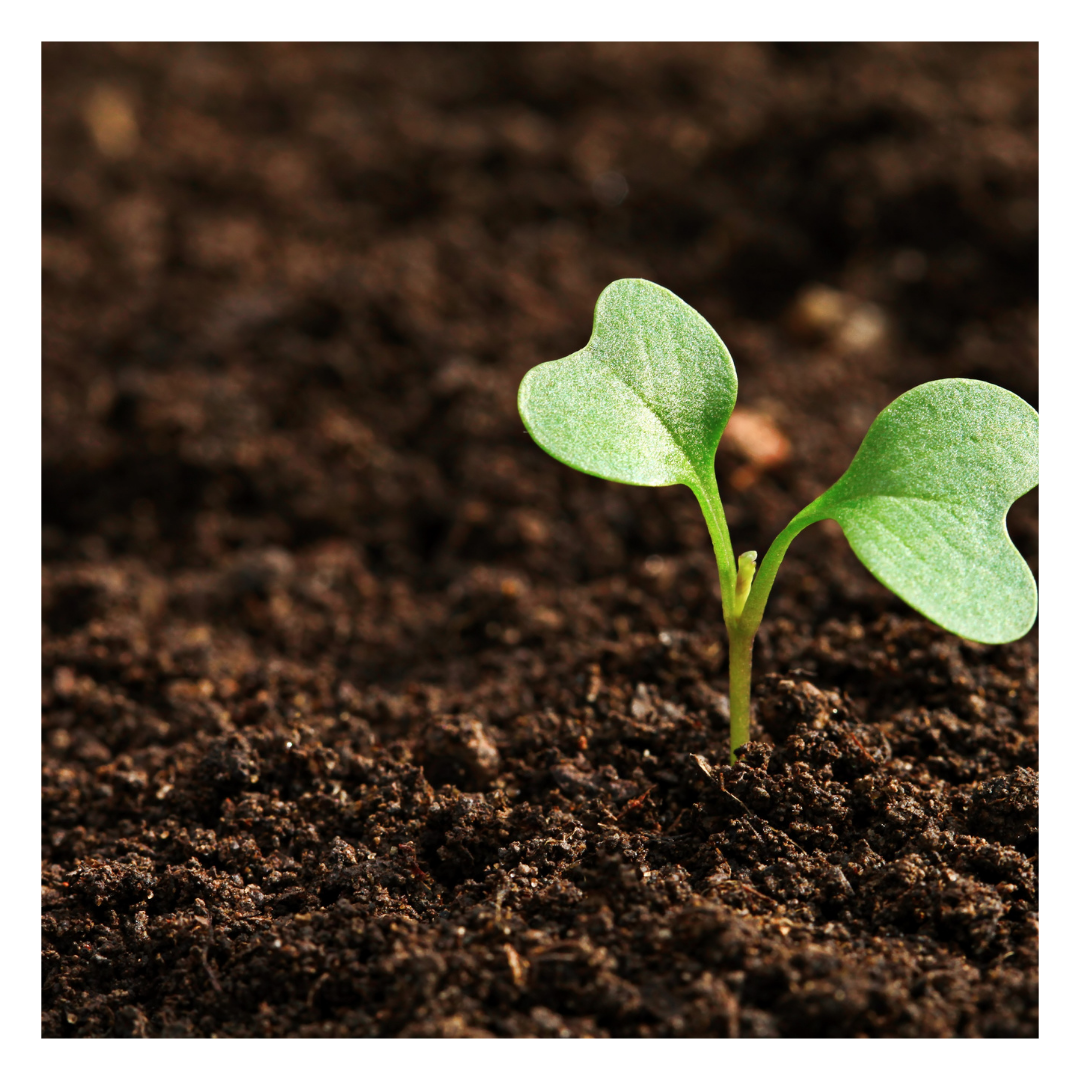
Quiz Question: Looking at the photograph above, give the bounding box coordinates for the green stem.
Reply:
[727,625,754,761]
[722,510,817,763]
[692,470,738,616]
[739,512,815,632]
[694,467,821,763]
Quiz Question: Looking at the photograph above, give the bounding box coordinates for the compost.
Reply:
[43,43,1038,1037]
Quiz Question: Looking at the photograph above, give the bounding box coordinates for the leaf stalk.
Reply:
[693,471,738,614]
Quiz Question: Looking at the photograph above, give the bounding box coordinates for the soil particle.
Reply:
[420,714,502,789]
[43,43,1036,1038]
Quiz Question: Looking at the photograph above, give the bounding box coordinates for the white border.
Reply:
[14,7,1070,1069]
[27,2,1049,44]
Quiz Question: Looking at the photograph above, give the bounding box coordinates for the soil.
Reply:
[42,43,1038,1038]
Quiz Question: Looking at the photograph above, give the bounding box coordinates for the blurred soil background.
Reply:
[42,43,1038,1037]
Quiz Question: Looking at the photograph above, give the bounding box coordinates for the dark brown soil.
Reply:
[42,43,1038,1038]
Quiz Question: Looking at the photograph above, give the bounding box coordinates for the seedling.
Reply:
[518,279,1038,762]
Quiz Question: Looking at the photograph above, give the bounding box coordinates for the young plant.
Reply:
[518,279,1039,762]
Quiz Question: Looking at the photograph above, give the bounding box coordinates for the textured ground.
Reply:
[43,43,1037,1037]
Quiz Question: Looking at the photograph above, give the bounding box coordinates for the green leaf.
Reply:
[795,379,1038,643]
[517,278,737,491]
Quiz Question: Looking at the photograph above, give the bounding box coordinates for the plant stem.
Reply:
[693,471,738,614]
[694,469,823,763]
[740,512,815,632]
[719,509,817,763]
[726,624,754,762]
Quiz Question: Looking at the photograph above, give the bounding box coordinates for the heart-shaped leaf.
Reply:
[794,379,1038,643]
[517,278,737,491]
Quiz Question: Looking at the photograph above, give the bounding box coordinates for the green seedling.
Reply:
[518,279,1038,762]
